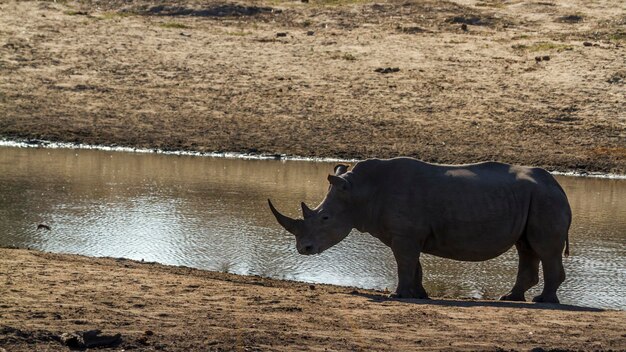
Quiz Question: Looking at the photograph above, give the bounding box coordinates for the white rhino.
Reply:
[269,158,571,303]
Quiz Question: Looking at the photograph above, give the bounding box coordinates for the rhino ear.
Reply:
[333,164,350,176]
[327,175,351,192]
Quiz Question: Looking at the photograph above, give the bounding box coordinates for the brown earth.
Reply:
[1,248,625,351]
[0,0,625,173]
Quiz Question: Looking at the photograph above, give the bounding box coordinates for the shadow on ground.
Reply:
[351,292,605,312]
[139,4,280,17]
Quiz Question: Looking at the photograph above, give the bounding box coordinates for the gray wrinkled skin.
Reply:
[269,158,571,303]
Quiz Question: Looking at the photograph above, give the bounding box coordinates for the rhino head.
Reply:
[268,164,354,255]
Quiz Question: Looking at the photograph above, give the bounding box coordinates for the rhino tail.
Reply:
[564,219,571,257]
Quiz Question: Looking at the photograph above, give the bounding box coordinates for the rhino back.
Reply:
[350,158,563,261]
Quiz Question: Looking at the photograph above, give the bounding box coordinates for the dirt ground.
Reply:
[0,248,624,351]
[0,0,624,173]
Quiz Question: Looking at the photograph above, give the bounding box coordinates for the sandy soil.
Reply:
[1,248,625,351]
[0,0,624,173]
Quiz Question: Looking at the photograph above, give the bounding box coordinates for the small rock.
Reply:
[583,41,593,46]
[461,23,468,31]
[276,32,287,37]
[542,55,551,61]
[306,30,315,36]
[37,224,51,231]
[137,335,150,345]
[60,330,121,349]
[535,56,542,63]
[309,284,315,290]
[180,32,191,37]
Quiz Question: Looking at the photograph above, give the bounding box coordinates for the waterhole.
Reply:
[0,146,624,309]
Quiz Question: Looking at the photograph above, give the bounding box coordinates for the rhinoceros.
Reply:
[268,158,571,303]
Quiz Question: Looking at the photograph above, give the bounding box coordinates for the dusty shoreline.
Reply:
[1,0,625,173]
[3,137,626,179]
[1,248,625,351]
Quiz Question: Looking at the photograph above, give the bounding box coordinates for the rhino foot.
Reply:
[532,293,560,304]
[499,292,526,302]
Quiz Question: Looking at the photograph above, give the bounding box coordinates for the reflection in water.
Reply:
[0,147,624,309]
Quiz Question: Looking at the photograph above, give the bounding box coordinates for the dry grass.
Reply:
[0,0,624,173]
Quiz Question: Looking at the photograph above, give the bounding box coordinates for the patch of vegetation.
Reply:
[159,22,190,29]
[64,10,89,16]
[226,30,251,36]
[299,0,372,5]
[342,53,357,61]
[476,1,506,8]
[608,30,626,42]
[329,51,357,61]
[607,71,625,85]
[269,0,375,7]
[96,12,133,20]
[556,14,585,23]
[397,25,428,34]
[589,147,626,158]
[446,15,493,26]
[512,42,573,52]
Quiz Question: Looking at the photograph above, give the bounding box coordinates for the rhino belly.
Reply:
[423,219,523,261]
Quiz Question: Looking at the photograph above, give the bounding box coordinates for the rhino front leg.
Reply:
[390,238,427,299]
[412,260,429,299]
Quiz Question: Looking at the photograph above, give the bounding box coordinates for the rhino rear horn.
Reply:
[268,199,302,235]
[301,202,315,219]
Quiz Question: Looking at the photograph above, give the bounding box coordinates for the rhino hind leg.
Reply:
[525,227,567,304]
[500,240,540,302]
[532,256,565,304]
[523,185,570,304]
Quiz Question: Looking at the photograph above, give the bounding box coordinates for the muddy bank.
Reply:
[1,248,625,351]
[0,0,624,173]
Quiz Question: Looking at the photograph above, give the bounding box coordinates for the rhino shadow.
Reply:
[351,292,605,312]
[143,4,279,17]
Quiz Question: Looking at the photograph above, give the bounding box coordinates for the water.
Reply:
[0,146,624,309]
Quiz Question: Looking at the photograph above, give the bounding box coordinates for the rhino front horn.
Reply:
[268,199,302,235]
